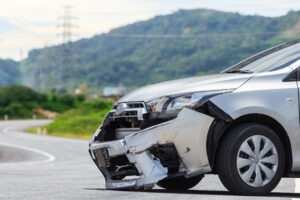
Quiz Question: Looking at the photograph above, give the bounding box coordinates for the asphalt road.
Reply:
[0,120,299,200]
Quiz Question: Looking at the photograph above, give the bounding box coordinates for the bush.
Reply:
[76,94,85,102]
[0,85,112,120]
[4,103,31,118]
[41,102,71,113]
[0,85,44,107]
[23,101,40,110]
[57,94,76,107]
[45,102,112,139]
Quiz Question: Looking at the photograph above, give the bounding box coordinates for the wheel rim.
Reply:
[236,135,278,187]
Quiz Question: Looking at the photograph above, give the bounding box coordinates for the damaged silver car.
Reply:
[89,39,300,195]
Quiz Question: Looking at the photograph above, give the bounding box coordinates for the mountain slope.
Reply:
[0,59,20,85]
[22,9,300,92]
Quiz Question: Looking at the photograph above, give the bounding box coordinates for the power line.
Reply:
[102,31,300,39]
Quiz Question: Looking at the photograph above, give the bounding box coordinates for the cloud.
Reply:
[0,17,21,32]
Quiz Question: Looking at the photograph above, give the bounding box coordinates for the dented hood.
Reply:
[118,73,254,102]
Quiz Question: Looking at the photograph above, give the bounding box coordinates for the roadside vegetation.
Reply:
[0,85,113,139]
[40,100,112,139]
[0,85,85,119]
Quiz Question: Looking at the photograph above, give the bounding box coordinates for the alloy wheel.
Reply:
[236,135,278,187]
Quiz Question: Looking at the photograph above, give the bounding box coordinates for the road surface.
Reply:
[0,120,299,200]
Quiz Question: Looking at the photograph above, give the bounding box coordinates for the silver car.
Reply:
[89,39,300,195]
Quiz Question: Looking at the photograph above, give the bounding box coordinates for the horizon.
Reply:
[1,0,300,60]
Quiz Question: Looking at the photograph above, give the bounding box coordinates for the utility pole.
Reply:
[57,5,77,92]
[58,6,77,44]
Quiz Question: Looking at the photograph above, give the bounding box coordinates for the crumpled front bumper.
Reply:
[89,108,214,189]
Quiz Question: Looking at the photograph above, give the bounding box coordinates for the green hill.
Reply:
[21,9,300,92]
[0,59,20,85]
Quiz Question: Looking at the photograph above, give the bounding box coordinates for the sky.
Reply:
[0,0,300,60]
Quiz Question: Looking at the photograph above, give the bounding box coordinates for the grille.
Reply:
[113,102,144,109]
[94,148,110,168]
[110,102,146,120]
[127,103,144,108]
[109,111,138,118]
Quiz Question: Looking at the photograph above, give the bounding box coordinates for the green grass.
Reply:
[27,100,112,140]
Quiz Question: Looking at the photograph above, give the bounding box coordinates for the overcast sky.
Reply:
[0,0,300,60]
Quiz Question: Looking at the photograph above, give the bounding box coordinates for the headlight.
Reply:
[147,90,233,114]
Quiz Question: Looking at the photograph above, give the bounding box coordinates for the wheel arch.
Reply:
[208,113,292,176]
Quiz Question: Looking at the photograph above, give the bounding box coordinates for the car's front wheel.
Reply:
[217,123,285,195]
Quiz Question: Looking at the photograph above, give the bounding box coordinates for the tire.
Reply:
[157,175,203,190]
[217,123,285,195]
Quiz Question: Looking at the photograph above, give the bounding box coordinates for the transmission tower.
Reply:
[58,6,77,44]
[57,5,77,92]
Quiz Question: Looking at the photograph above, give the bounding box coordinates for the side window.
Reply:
[283,70,298,82]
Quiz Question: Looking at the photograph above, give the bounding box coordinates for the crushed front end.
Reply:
[88,99,219,189]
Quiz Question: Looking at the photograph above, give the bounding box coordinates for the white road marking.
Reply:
[295,178,300,192]
[0,126,56,165]
[3,126,25,133]
[292,179,300,200]
[3,126,11,133]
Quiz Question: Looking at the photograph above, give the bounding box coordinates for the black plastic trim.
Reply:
[204,101,233,170]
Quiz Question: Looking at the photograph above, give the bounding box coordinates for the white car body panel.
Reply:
[211,68,300,170]
[125,108,214,177]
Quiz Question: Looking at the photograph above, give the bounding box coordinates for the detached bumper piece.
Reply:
[89,108,214,189]
[90,140,167,189]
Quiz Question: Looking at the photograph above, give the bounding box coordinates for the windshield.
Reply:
[224,40,300,73]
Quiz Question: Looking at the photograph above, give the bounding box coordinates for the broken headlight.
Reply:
[147,90,233,115]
